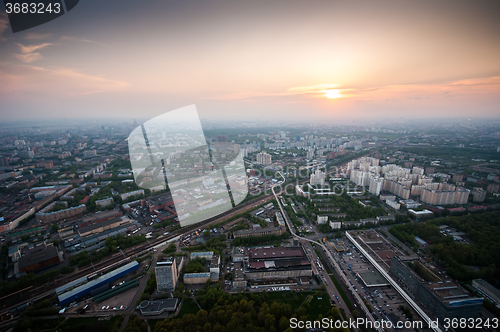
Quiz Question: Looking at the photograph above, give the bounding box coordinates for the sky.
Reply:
[0,0,499,123]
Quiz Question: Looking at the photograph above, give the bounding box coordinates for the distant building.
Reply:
[120,190,145,201]
[83,150,97,158]
[310,169,326,186]
[233,226,285,238]
[156,257,178,292]
[487,183,500,194]
[18,149,35,159]
[216,135,228,143]
[472,187,486,203]
[306,150,315,160]
[256,152,272,165]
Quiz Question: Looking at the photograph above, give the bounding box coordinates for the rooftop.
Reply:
[246,246,305,260]
[139,299,178,315]
[18,244,59,270]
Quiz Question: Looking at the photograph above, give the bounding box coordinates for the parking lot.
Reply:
[329,237,431,332]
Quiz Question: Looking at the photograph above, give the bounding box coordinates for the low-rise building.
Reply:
[18,243,61,273]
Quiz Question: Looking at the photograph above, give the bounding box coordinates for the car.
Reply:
[102,306,106,310]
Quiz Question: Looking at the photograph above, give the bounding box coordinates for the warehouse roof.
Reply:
[58,261,139,305]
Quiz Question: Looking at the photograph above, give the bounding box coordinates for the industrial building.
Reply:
[390,256,482,321]
[233,226,285,239]
[17,243,62,273]
[232,268,246,288]
[472,279,500,308]
[244,246,312,280]
[77,217,131,237]
[58,261,139,306]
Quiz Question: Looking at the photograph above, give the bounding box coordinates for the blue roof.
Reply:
[56,276,88,295]
[58,261,139,305]
[190,251,213,257]
[184,272,210,278]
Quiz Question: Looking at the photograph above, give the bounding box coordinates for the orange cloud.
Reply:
[0,62,130,97]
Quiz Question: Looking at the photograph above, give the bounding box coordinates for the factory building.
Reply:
[244,246,312,280]
[17,243,62,273]
[233,226,285,238]
[58,261,139,306]
[390,257,482,321]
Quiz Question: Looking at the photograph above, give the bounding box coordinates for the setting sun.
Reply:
[324,89,343,99]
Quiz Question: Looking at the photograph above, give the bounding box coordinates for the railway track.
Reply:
[1,190,277,311]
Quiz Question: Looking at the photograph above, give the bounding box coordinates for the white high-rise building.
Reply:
[310,169,326,186]
[307,149,315,160]
[369,177,384,195]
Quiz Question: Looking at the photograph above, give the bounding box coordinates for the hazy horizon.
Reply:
[0,0,499,123]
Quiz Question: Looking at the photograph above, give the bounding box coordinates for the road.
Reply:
[271,173,382,332]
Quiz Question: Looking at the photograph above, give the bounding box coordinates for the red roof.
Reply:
[80,195,90,204]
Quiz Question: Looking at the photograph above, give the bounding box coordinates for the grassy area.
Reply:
[329,273,353,310]
[177,298,200,317]
[265,291,331,317]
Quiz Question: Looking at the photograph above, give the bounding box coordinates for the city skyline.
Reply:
[0,0,499,123]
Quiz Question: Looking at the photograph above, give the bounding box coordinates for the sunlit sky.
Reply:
[0,0,499,123]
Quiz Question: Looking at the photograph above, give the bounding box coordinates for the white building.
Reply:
[329,221,342,229]
[368,176,384,195]
[386,199,400,210]
[83,150,97,158]
[310,169,326,186]
[317,215,328,225]
[306,150,315,160]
